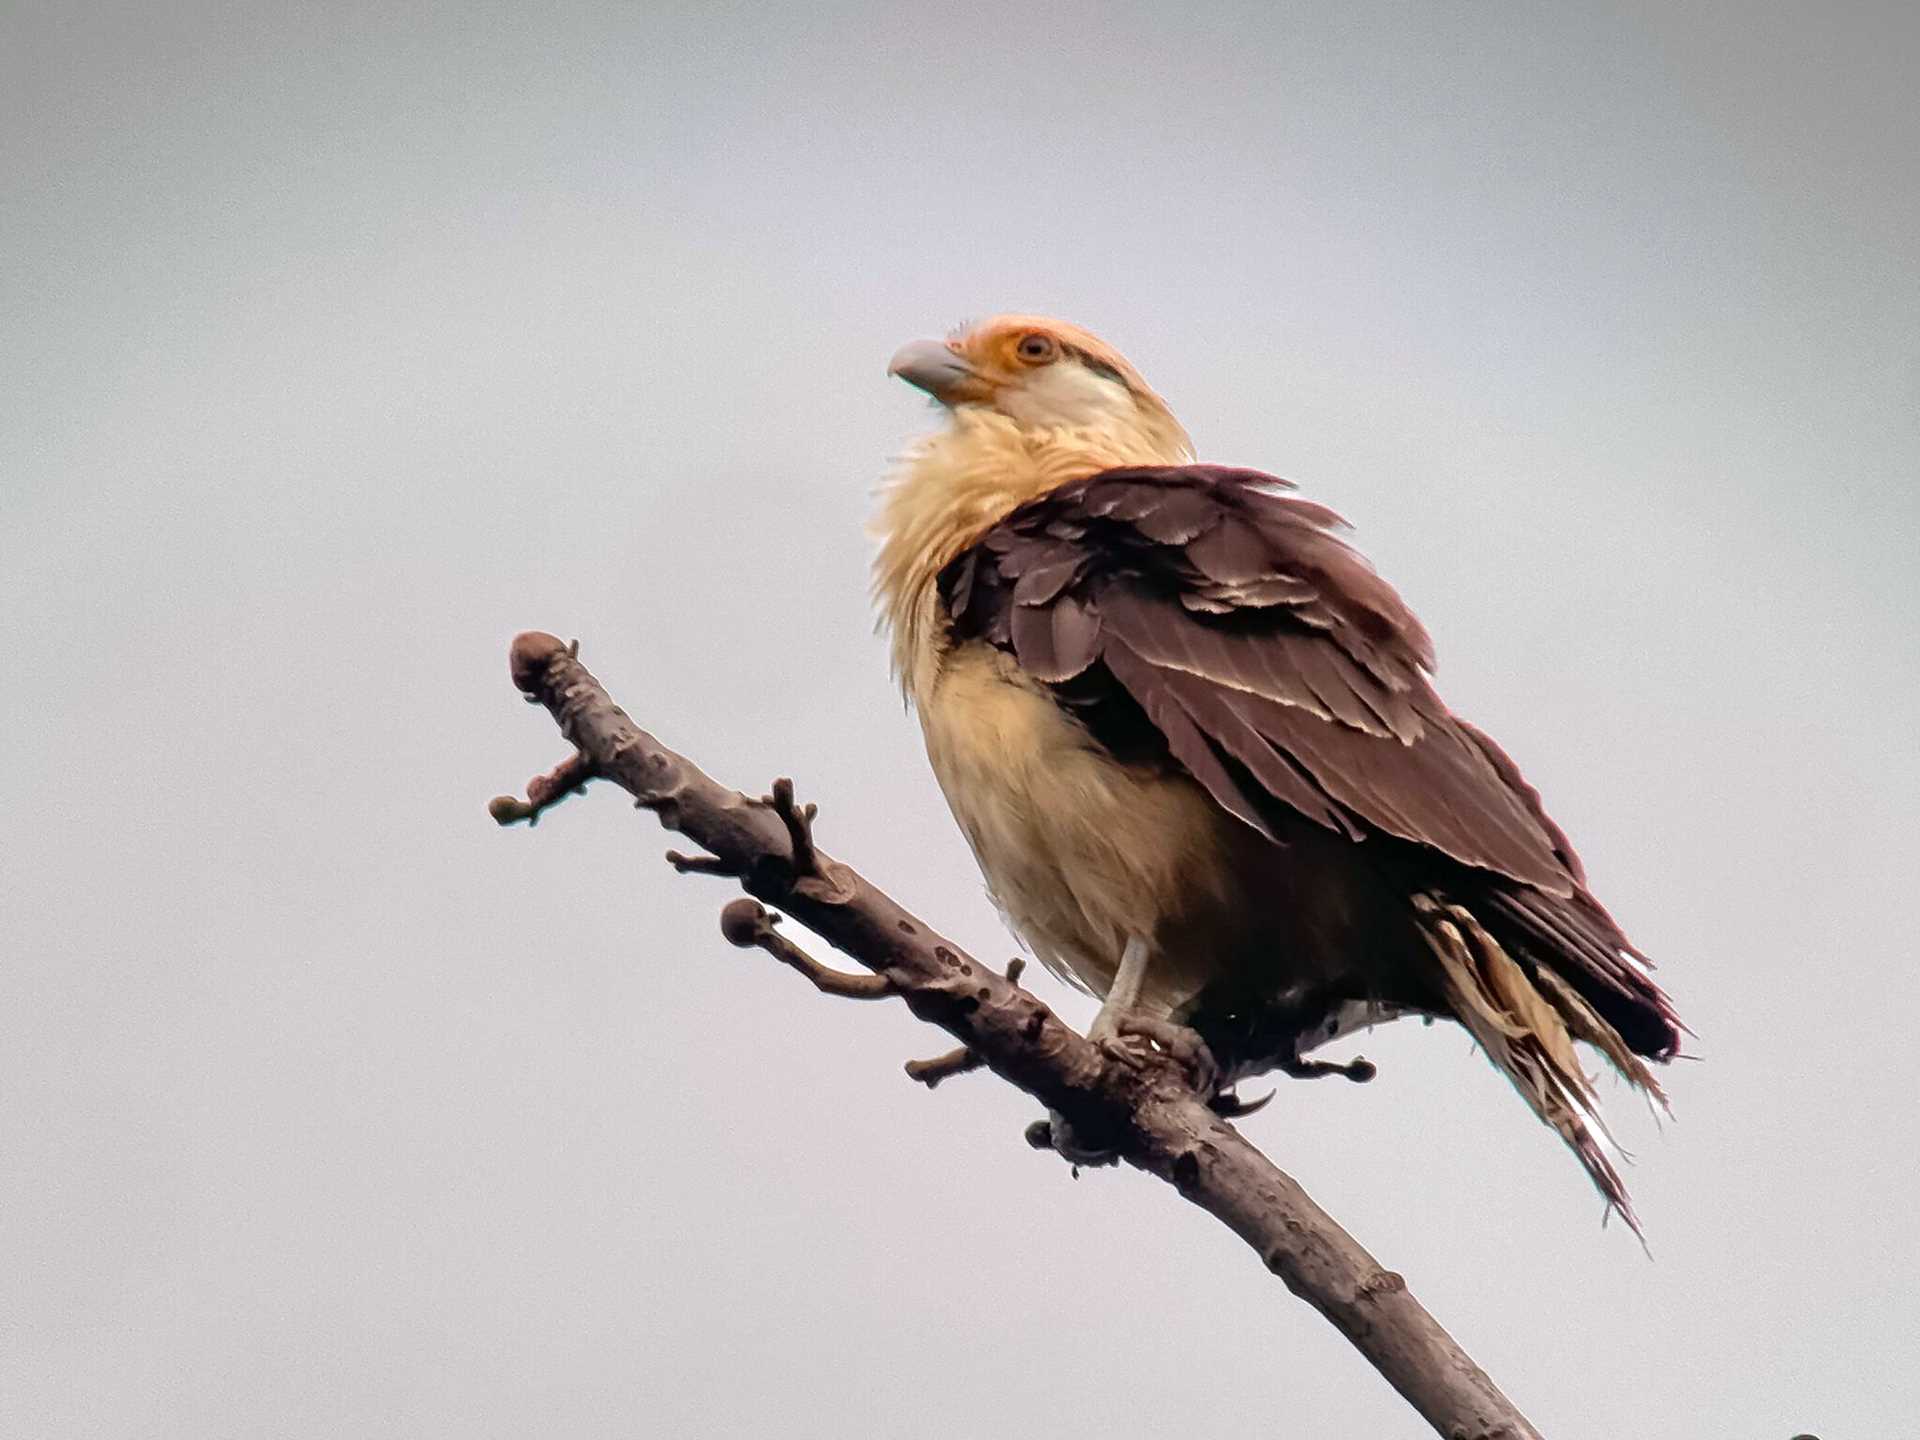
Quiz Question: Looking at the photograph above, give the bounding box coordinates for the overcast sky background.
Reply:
[5,2,1917,1436]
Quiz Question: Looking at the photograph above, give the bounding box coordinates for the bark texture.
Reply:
[493,629,1545,1440]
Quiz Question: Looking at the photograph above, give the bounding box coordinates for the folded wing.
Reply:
[944,465,1576,891]
[939,465,1683,1227]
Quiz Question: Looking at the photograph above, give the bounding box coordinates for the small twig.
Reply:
[762,777,855,904]
[904,1047,986,1086]
[766,778,818,876]
[1282,1055,1378,1083]
[488,750,596,827]
[904,959,1026,1087]
[718,897,894,1000]
[666,848,742,877]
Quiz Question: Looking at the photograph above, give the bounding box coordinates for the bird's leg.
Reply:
[1087,935,1154,1044]
[1042,938,1227,1167]
[1042,936,1156,1166]
[1086,937,1219,1092]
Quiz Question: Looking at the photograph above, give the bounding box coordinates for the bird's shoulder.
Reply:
[939,462,1431,711]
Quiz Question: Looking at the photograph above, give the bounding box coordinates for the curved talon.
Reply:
[1210,1088,1276,1118]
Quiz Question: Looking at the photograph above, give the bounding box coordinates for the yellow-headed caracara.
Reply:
[874,315,1683,1227]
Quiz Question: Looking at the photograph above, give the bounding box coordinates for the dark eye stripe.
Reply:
[1078,353,1127,387]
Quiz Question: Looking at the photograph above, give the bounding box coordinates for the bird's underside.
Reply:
[920,465,1683,1229]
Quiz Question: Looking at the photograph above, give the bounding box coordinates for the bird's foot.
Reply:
[1030,1014,1238,1170]
[1092,1014,1285,1117]
[1095,1014,1222,1099]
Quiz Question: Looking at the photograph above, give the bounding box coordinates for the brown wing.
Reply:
[941,466,1684,1224]
[940,465,1681,1066]
[944,465,1575,892]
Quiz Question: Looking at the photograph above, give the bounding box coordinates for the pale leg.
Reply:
[1092,934,1219,1096]
[1046,936,1182,1165]
[1087,934,1155,1042]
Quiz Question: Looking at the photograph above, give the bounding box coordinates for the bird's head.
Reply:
[874,315,1190,691]
[888,315,1189,454]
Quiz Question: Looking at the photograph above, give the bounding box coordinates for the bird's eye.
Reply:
[1015,333,1059,364]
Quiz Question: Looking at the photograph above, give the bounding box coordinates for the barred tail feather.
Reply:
[1413,895,1665,1235]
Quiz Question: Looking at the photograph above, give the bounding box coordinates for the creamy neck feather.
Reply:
[872,406,1193,699]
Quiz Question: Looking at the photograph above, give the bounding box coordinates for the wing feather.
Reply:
[942,465,1576,894]
[938,461,1683,1096]
[935,462,1684,1217]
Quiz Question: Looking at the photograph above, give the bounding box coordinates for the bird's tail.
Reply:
[1412,894,1668,1235]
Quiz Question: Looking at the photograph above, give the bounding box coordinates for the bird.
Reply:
[873,314,1683,1228]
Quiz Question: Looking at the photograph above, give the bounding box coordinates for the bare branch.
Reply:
[1283,1054,1380,1083]
[665,848,742,877]
[495,630,1545,1440]
[766,778,817,875]
[902,1045,986,1086]
[488,750,595,826]
[760,776,856,905]
[717,897,894,1000]
[905,958,1024,1087]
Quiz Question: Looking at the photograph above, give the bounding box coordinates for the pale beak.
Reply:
[888,338,992,406]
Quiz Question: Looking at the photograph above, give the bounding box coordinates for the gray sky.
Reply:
[5,2,1916,1436]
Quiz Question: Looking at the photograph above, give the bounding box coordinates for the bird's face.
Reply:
[889,315,1175,434]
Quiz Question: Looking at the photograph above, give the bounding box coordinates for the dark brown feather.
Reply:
[939,464,1682,1068]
